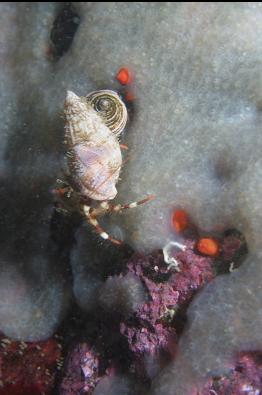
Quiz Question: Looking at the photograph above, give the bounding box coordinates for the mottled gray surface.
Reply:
[70,225,131,313]
[93,374,142,395]
[0,2,261,392]
[0,262,71,341]
[152,254,262,395]
[98,2,262,253]
[0,3,73,340]
[98,273,146,316]
[71,228,103,313]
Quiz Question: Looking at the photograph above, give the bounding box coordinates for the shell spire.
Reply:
[85,90,128,137]
[66,90,78,102]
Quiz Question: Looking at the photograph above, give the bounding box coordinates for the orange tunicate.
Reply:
[196,238,220,257]
[116,68,133,85]
[125,90,135,101]
[172,209,189,232]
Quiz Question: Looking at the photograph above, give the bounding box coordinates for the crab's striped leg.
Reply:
[83,195,155,245]
[90,195,155,217]
[83,205,122,245]
[111,194,155,212]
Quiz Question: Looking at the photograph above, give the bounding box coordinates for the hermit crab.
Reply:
[54,89,153,245]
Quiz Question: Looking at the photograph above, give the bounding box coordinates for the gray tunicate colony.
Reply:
[0,258,71,342]
[98,273,147,316]
[70,225,130,314]
[93,375,143,395]
[0,3,72,341]
[152,254,262,395]
[71,228,103,313]
[100,3,262,254]
[0,2,261,392]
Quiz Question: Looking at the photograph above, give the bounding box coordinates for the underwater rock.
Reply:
[60,243,217,389]
[120,323,174,361]
[167,240,215,305]
[151,253,262,395]
[60,343,101,395]
[0,333,62,395]
[120,252,178,359]
[120,245,215,377]
[0,3,261,394]
[201,352,262,395]
[60,342,144,395]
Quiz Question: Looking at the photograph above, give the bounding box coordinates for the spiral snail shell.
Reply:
[85,90,128,137]
[64,90,128,201]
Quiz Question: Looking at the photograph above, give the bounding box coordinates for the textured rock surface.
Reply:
[152,254,262,395]
[60,343,101,395]
[0,333,62,395]
[0,2,261,393]
[201,352,262,395]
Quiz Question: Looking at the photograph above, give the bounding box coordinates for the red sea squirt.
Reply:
[172,209,189,233]
[196,237,220,257]
[116,67,133,85]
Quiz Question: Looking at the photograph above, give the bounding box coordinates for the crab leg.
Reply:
[83,205,122,245]
[83,195,155,245]
[89,195,155,217]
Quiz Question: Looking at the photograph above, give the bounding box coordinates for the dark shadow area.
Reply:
[50,3,80,60]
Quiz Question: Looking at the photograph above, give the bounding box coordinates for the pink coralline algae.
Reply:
[201,352,262,395]
[60,343,102,395]
[0,333,62,395]
[120,241,215,361]
[168,240,215,305]
[120,323,175,357]
[0,232,248,395]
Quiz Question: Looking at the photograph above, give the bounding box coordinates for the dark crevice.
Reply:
[50,3,80,60]
[214,228,248,275]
